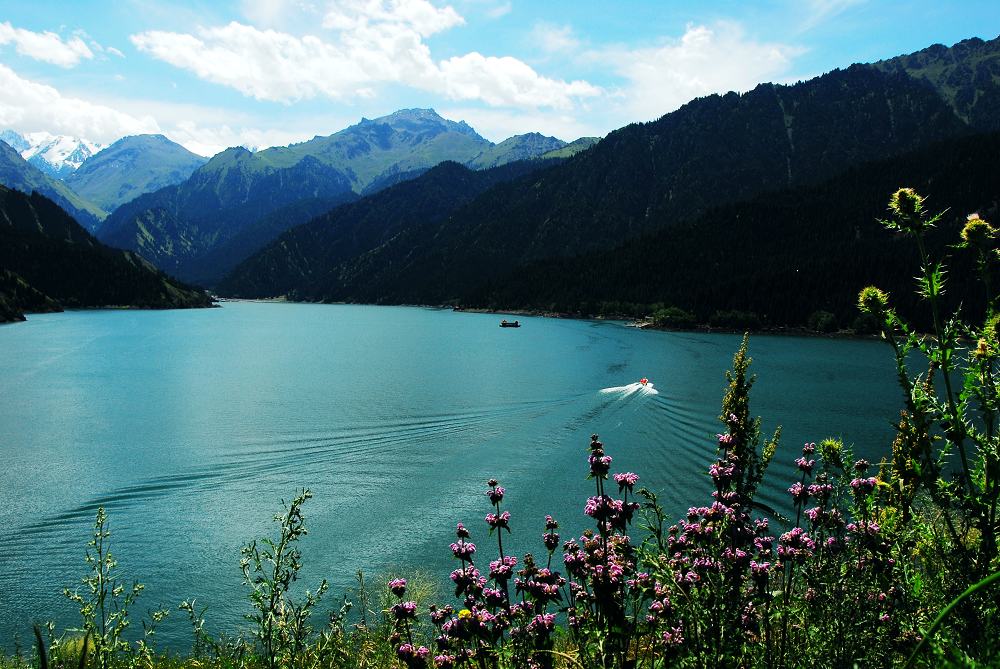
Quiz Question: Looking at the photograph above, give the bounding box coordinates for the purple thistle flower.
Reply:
[388,578,407,597]
[450,541,476,561]
[613,472,639,491]
[544,515,559,530]
[807,482,833,503]
[795,457,816,474]
[391,601,418,620]
[396,643,414,660]
[662,624,684,647]
[483,587,506,607]
[455,523,470,539]
[847,520,881,536]
[589,453,612,477]
[485,485,505,505]
[485,510,511,531]
[802,442,817,455]
[527,613,556,636]
[429,605,453,625]
[850,476,878,496]
[489,555,518,580]
[543,531,560,552]
[788,482,808,503]
[709,461,736,484]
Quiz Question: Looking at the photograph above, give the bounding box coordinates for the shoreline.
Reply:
[218,296,879,340]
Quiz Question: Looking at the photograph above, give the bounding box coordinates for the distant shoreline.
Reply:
[215,297,880,340]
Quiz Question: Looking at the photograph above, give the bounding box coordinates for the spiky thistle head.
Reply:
[858,286,890,316]
[883,188,935,235]
[960,213,996,249]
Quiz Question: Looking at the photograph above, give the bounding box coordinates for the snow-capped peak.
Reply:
[23,132,105,177]
[2,130,105,179]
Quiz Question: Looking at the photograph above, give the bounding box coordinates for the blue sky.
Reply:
[1,0,998,155]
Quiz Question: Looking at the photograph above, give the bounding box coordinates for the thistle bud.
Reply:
[961,213,995,248]
[888,188,924,225]
[858,286,890,315]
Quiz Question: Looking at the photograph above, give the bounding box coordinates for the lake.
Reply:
[0,302,902,649]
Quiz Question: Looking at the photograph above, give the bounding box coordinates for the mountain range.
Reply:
[219,36,1000,315]
[93,109,589,284]
[4,35,1000,328]
[0,184,211,323]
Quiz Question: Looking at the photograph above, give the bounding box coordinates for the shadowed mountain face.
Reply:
[0,140,105,230]
[97,149,359,280]
[220,36,1000,306]
[0,184,212,322]
[467,131,1000,329]
[66,134,207,212]
[215,159,560,298]
[94,109,507,283]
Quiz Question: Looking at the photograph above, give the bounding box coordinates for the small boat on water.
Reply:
[640,377,649,386]
[500,319,521,328]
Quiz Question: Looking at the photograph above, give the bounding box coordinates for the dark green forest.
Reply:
[0,185,212,322]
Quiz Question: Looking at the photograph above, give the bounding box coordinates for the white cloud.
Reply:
[240,0,322,30]
[131,4,598,110]
[799,0,865,32]
[95,93,356,156]
[484,2,511,19]
[166,120,316,157]
[0,61,355,157]
[530,22,579,53]
[106,46,125,58]
[440,53,598,109]
[131,23,375,102]
[322,0,464,36]
[0,63,159,144]
[0,21,94,68]
[604,22,803,123]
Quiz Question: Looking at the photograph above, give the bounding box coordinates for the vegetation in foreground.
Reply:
[4,187,1000,668]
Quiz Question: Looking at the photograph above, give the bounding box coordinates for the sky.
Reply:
[1,0,998,157]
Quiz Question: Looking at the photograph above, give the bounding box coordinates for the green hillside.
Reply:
[66,134,207,212]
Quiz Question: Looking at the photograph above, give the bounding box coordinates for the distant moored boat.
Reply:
[500,319,521,328]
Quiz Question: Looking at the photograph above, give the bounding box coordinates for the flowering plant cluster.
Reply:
[387,317,997,668]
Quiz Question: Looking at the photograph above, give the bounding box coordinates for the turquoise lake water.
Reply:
[0,302,903,649]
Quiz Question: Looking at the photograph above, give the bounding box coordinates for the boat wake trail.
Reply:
[599,381,659,396]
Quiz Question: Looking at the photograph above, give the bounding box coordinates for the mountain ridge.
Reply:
[66,134,208,212]
[95,108,570,283]
[217,35,999,307]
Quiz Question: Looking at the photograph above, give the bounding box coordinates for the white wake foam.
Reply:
[600,381,659,396]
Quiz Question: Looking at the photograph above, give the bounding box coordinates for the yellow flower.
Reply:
[458,609,473,620]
